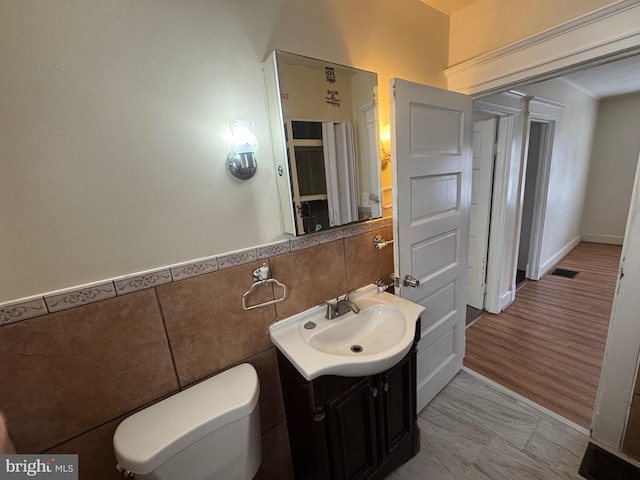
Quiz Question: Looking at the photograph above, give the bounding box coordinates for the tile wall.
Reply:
[0,218,394,480]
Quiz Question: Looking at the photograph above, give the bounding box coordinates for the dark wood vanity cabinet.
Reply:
[276,320,420,480]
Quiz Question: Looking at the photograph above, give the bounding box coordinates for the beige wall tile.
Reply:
[255,421,294,480]
[270,240,347,320]
[245,347,285,434]
[345,227,394,291]
[0,290,178,453]
[157,261,277,386]
[47,417,123,480]
[47,346,285,480]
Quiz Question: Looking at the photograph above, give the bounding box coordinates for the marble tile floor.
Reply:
[388,369,590,480]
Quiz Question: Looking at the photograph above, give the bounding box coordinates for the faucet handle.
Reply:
[375,278,392,293]
[319,301,337,320]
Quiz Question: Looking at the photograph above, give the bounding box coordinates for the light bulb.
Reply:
[228,119,259,154]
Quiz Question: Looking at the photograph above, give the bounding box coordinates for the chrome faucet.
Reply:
[320,290,360,319]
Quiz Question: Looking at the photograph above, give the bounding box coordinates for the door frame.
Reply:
[467,116,497,310]
[520,97,563,280]
[474,93,524,313]
[445,2,640,449]
[522,120,554,280]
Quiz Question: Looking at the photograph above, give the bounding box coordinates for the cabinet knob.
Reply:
[372,387,378,398]
[383,382,389,392]
[313,407,325,422]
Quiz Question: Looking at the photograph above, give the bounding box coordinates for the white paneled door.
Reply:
[467,118,496,309]
[391,79,472,413]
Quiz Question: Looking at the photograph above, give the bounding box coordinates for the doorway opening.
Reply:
[464,58,636,429]
[518,120,555,284]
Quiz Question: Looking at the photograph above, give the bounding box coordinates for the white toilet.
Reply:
[113,363,262,479]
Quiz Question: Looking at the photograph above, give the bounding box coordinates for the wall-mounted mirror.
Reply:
[263,51,382,236]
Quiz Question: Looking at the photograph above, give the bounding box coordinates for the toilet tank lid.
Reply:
[113,363,259,474]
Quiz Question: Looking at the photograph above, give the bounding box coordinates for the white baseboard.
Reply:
[539,234,583,277]
[499,290,513,311]
[582,234,624,245]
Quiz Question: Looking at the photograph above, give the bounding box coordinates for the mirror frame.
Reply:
[263,50,383,236]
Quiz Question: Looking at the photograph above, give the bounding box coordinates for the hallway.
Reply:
[464,242,622,428]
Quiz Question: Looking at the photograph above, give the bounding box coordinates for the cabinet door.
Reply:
[326,377,378,480]
[378,351,416,459]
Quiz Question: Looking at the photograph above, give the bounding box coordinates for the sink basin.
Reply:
[269,285,425,380]
[305,303,405,355]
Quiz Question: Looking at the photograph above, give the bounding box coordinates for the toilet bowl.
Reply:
[113,363,261,479]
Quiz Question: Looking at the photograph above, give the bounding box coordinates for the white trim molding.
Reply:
[446,1,640,95]
[522,97,564,281]
[478,93,525,314]
[582,234,625,245]
[538,234,583,278]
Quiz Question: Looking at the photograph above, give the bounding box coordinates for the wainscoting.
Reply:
[0,220,393,480]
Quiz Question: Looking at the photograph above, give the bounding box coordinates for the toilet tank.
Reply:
[113,363,261,480]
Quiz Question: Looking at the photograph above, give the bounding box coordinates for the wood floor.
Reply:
[464,242,622,428]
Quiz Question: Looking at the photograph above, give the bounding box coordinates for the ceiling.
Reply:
[418,0,477,15]
[561,55,640,99]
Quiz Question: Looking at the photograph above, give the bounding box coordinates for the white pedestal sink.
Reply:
[269,284,425,380]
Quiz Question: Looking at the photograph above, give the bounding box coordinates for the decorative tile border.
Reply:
[0,216,393,322]
[114,270,172,295]
[170,258,219,281]
[0,298,48,326]
[343,217,390,238]
[290,235,320,252]
[317,229,345,244]
[217,248,258,270]
[257,240,291,259]
[44,282,117,313]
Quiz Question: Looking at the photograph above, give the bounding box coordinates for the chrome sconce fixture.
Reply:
[380,124,391,171]
[227,118,259,180]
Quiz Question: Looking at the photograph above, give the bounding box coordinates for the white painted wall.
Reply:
[518,79,599,274]
[0,0,448,303]
[581,92,640,245]
[449,0,618,65]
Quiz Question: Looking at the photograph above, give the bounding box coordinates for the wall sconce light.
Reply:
[380,124,391,171]
[227,118,259,180]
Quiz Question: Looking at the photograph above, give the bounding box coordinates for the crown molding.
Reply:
[446,1,640,95]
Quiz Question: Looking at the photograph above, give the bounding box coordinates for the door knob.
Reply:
[403,275,420,288]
